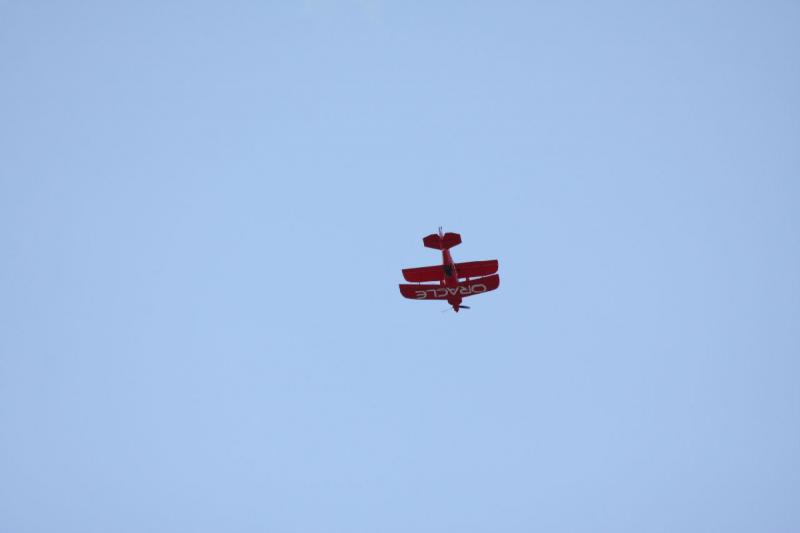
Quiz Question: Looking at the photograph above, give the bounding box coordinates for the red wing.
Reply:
[402,265,445,283]
[403,260,497,282]
[455,260,498,279]
[399,274,500,301]
[399,284,450,300]
[459,274,500,296]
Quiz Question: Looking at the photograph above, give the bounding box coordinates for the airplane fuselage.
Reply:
[441,248,463,311]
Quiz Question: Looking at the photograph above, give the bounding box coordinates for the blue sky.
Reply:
[1,2,799,532]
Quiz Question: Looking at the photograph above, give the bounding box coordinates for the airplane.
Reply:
[399,227,500,312]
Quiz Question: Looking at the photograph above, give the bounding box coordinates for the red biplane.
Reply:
[399,228,500,312]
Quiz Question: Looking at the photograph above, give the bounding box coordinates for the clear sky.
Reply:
[1,2,799,532]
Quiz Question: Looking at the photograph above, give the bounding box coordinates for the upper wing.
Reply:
[402,265,445,283]
[403,259,499,282]
[455,260,498,279]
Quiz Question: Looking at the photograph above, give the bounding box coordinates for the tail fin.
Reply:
[423,229,462,250]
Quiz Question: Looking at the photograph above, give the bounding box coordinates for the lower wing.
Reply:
[399,274,500,300]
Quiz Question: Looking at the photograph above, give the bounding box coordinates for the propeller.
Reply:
[442,305,471,312]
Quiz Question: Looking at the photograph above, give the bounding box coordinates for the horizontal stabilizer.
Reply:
[423,232,461,250]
